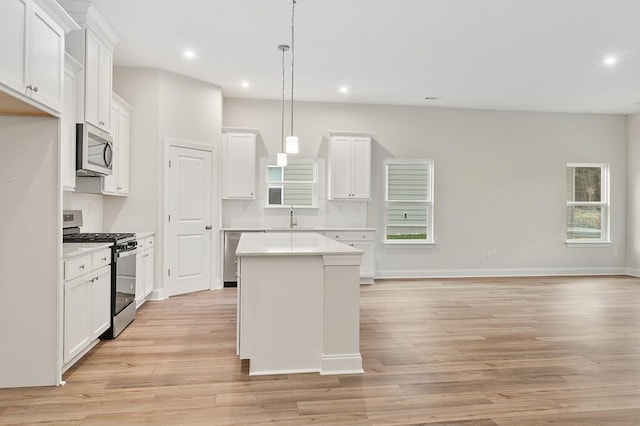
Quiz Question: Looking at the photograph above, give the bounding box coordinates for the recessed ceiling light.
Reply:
[183,50,196,59]
[603,56,618,66]
[424,96,442,101]
[339,86,349,93]
[241,81,250,88]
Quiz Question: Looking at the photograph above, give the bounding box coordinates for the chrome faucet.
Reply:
[289,204,297,228]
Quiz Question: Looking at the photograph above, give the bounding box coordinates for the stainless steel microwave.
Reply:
[76,123,113,176]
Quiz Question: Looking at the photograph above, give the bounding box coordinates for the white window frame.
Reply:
[265,157,318,208]
[566,162,610,246]
[384,158,434,245]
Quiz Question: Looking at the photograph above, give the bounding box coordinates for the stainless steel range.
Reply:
[63,210,137,338]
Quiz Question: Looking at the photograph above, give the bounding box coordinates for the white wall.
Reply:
[627,112,640,274]
[104,67,223,294]
[223,98,628,277]
[0,116,60,387]
[63,192,104,232]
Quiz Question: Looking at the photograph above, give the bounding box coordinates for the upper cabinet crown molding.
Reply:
[57,0,119,48]
[33,0,79,33]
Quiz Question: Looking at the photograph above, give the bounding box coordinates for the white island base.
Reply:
[236,232,364,376]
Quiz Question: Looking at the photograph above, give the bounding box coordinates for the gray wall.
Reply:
[223,98,628,277]
[104,67,223,295]
[0,116,60,386]
[627,112,640,273]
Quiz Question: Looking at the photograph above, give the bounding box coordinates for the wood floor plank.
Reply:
[2,276,640,424]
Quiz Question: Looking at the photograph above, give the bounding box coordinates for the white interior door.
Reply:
[167,145,212,297]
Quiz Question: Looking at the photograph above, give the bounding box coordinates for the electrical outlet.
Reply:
[487,250,498,259]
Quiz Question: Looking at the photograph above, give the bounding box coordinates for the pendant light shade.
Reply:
[277,152,288,166]
[285,136,299,154]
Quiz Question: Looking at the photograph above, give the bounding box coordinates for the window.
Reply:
[566,163,609,242]
[266,158,317,207]
[385,159,434,243]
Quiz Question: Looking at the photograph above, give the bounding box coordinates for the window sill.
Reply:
[565,240,611,248]
[384,240,435,247]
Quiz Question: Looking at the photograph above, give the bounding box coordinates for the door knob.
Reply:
[205,225,212,230]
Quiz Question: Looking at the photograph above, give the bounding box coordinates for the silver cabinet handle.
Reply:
[205,225,212,230]
[27,84,38,93]
[79,264,85,270]
[102,257,107,261]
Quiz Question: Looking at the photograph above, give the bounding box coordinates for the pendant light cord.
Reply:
[278,44,289,153]
[290,0,296,137]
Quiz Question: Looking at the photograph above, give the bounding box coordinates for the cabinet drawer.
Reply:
[92,249,111,270]
[64,254,92,281]
[326,231,374,242]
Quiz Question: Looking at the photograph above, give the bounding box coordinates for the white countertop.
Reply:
[62,242,112,259]
[136,231,155,239]
[223,227,376,232]
[236,232,363,256]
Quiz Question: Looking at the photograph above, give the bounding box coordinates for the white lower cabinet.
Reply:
[63,248,112,368]
[135,235,155,308]
[323,230,375,284]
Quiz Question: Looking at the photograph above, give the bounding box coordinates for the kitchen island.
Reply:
[236,232,364,376]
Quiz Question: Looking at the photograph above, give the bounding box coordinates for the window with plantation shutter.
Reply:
[267,158,317,207]
[566,163,609,242]
[385,159,434,243]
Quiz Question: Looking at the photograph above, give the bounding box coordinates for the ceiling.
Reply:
[91,0,640,115]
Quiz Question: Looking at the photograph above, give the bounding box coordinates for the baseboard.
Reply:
[320,353,363,375]
[626,267,640,277]
[375,266,629,279]
[150,288,166,300]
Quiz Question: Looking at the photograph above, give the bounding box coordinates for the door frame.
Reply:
[161,138,220,299]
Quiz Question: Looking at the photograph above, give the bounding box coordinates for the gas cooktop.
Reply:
[63,233,136,243]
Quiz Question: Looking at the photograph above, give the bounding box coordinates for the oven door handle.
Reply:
[118,249,137,259]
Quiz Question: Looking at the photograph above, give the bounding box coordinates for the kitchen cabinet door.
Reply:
[28,2,65,112]
[0,0,28,96]
[329,137,352,199]
[135,250,145,308]
[89,265,111,340]
[222,131,256,199]
[101,95,131,196]
[329,135,371,200]
[144,247,154,298]
[64,276,91,364]
[85,29,112,131]
[0,0,67,114]
[61,54,81,191]
[351,137,371,199]
[115,101,130,194]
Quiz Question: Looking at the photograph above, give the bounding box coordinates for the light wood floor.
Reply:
[3,276,640,425]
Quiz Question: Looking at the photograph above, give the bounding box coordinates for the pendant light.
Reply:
[285,0,299,154]
[277,44,290,167]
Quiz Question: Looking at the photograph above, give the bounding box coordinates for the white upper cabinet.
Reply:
[0,0,78,115]
[329,133,372,200]
[61,53,82,191]
[102,94,131,196]
[59,1,119,131]
[222,128,258,199]
[84,28,112,130]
